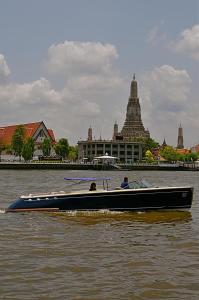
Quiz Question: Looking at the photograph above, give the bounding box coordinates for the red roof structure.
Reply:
[176,148,190,155]
[0,121,56,145]
[191,144,199,153]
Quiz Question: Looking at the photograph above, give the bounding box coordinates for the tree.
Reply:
[11,125,25,159]
[160,146,179,162]
[143,137,159,152]
[41,138,51,157]
[144,150,154,163]
[22,138,35,162]
[54,138,69,159]
[0,142,5,162]
[68,145,78,161]
[184,152,198,162]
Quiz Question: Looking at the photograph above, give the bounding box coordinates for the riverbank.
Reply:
[0,162,198,171]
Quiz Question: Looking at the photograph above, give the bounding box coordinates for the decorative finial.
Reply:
[133,73,136,80]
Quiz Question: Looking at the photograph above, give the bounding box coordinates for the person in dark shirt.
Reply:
[89,182,96,191]
[120,177,129,189]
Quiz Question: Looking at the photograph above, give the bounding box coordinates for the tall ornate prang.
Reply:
[121,75,150,140]
[177,124,184,149]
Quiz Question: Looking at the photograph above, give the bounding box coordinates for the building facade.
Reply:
[78,139,143,163]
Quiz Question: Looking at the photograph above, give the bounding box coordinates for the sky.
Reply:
[0,0,198,147]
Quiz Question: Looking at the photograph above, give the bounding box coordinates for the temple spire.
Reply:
[177,124,184,149]
[87,126,92,141]
[130,74,137,98]
[121,77,150,140]
[112,122,118,140]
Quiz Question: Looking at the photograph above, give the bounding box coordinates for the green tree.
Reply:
[144,150,154,163]
[54,138,69,159]
[144,137,159,152]
[177,154,186,162]
[160,146,179,162]
[41,138,51,157]
[22,138,35,162]
[0,142,5,162]
[184,152,198,162]
[11,125,25,159]
[22,138,34,161]
[68,145,78,161]
[5,144,12,154]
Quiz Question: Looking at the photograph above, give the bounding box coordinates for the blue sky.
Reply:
[0,0,198,146]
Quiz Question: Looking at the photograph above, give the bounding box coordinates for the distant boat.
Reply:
[7,177,193,213]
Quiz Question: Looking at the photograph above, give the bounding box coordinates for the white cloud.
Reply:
[171,24,199,61]
[43,40,126,142]
[73,100,100,117]
[46,41,118,76]
[0,54,10,83]
[141,65,191,111]
[139,65,198,146]
[0,78,61,106]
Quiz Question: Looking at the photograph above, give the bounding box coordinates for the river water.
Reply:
[0,170,199,300]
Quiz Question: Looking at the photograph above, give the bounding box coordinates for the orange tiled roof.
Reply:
[48,129,56,143]
[176,148,190,155]
[0,122,55,145]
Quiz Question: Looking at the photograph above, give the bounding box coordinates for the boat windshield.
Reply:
[128,180,153,189]
[64,177,111,190]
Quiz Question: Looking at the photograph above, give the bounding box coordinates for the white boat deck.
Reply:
[20,186,192,199]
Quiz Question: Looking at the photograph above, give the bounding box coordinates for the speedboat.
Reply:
[7,177,193,212]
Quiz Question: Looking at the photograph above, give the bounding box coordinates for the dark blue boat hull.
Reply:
[8,187,193,212]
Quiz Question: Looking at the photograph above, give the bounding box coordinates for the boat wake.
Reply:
[57,209,124,216]
[51,209,192,224]
[0,209,6,214]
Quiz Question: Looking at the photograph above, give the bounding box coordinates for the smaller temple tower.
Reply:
[177,124,184,149]
[87,126,92,141]
[162,137,167,147]
[112,122,118,140]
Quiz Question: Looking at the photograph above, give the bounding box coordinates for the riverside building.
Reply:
[78,76,150,163]
[0,121,56,157]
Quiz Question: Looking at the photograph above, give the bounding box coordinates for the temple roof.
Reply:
[0,121,55,145]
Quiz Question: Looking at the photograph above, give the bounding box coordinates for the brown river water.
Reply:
[0,170,199,300]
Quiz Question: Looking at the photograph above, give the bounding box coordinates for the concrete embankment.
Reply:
[0,163,115,170]
[0,162,198,171]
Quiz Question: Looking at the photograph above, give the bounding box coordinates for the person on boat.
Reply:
[121,177,129,189]
[89,182,96,191]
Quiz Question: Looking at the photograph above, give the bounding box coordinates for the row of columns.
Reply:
[80,143,142,162]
